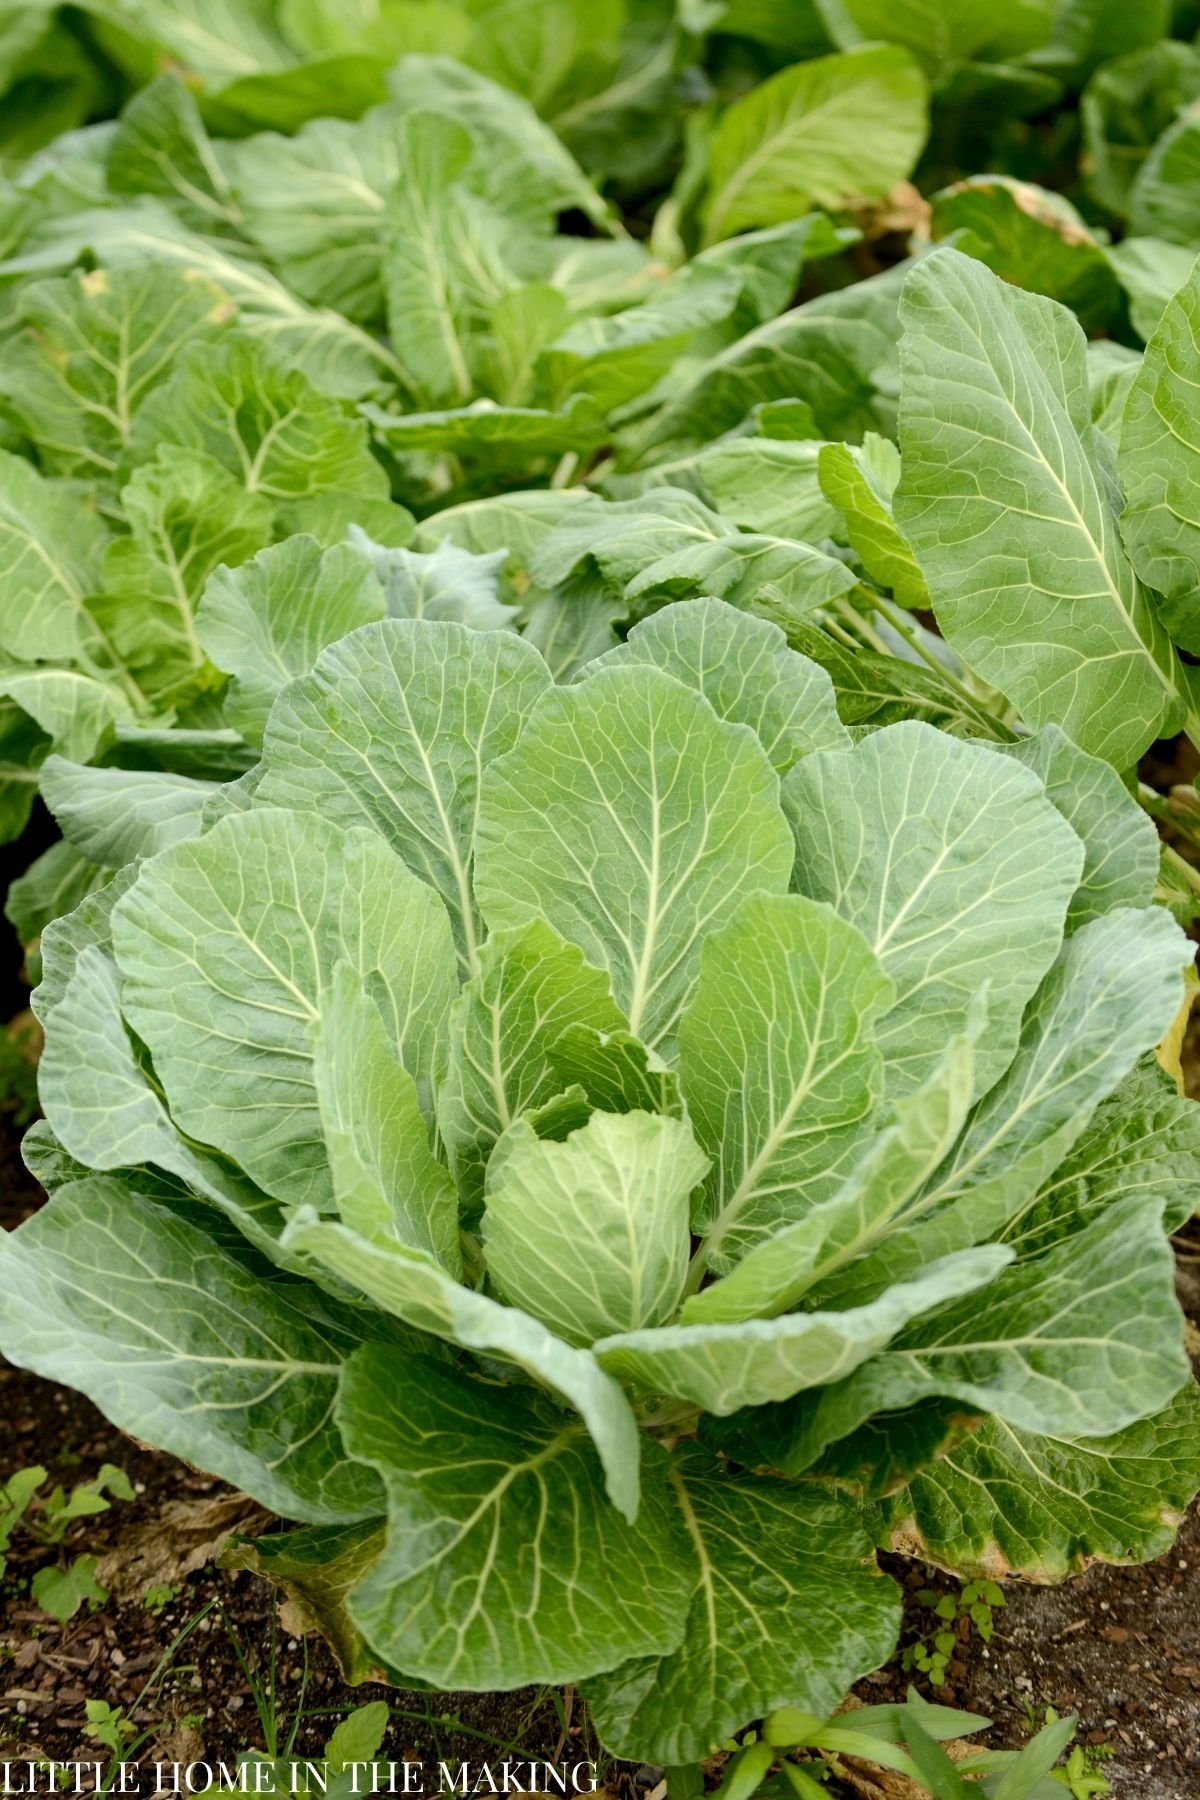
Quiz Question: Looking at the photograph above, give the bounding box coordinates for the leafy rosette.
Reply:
[3,597,1199,1760]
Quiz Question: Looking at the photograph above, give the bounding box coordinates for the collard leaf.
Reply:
[437,919,626,1207]
[257,620,551,969]
[312,963,461,1276]
[108,74,242,232]
[784,722,1083,1098]
[349,535,516,631]
[125,333,388,501]
[0,450,108,662]
[930,176,1118,331]
[482,1110,707,1346]
[1119,253,1200,651]
[0,1179,382,1524]
[583,597,849,776]
[0,263,232,484]
[884,1382,1200,1581]
[41,758,217,867]
[818,435,928,610]
[701,45,928,246]
[1000,726,1159,928]
[198,536,382,746]
[289,1212,643,1521]
[96,447,275,696]
[681,893,891,1272]
[336,1345,687,1687]
[1129,103,1200,245]
[595,1247,1009,1416]
[111,807,457,1209]
[474,665,796,1051]
[582,1447,902,1764]
[894,246,1192,766]
[1106,235,1195,343]
[1081,40,1200,219]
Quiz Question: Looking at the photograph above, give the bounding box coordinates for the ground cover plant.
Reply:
[3,0,1200,1785]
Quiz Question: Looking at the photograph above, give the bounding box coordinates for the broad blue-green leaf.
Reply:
[1011,1059,1200,1254]
[684,1024,978,1324]
[894,247,1192,766]
[288,1213,640,1519]
[884,1383,1200,1580]
[1129,105,1200,244]
[0,668,131,765]
[41,758,217,866]
[482,1110,707,1346]
[125,333,388,501]
[1089,340,1142,443]
[1000,726,1159,928]
[818,435,928,610]
[5,839,108,949]
[364,396,606,462]
[930,176,1118,332]
[530,488,856,618]
[0,450,108,662]
[198,536,382,746]
[0,262,232,484]
[583,598,849,776]
[1119,253,1200,651]
[682,894,891,1273]
[0,1179,382,1523]
[596,1247,1009,1415]
[1081,40,1200,219]
[629,258,908,460]
[312,962,460,1277]
[111,807,457,1210]
[96,447,274,696]
[348,534,516,631]
[257,620,551,970]
[785,722,1083,1098]
[756,1195,1188,1473]
[829,0,1053,70]
[701,45,927,246]
[475,665,796,1051]
[437,920,626,1207]
[546,1024,683,1120]
[336,1345,686,1684]
[108,74,242,232]
[1106,235,1195,342]
[582,1448,903,1763]
[813,905,1189,1310]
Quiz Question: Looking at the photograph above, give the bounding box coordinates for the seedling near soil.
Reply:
[904,1581,1006,1688]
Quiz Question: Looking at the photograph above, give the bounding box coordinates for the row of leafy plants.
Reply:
[2,0,1200,1788]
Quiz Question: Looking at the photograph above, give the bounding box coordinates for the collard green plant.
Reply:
[2,595,1198,1761]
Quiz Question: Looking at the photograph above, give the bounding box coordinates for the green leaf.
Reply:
[784,721,1083,1098]
[582,1447,902,1763]
[6,839,108,948]
[701,45,927,246]
[111,807,457,1209]
[0,262,233,484]
[1129,103,1200,244]
[257,619,551,970]
[831,0,1053,70]
[1082,41,1200,218]
[684,1025,979,1324]
[546,1024,684,1121]
[40,758,218,867]
[0,1178,383,1522]
[220,1521,403,1686]
[818,435,928,610]
[1000,726,1159,928]
[1107,235,1195,342]
[108,74,242,232]
[197,535,382,746]
[0,449,108,662]
[335,1345,688,1687]
[125,333,388,501]
[32,1554,108,1623]
[96,446,274,696]
[474,664,795,1051]
[583,597,849,777]
[930,177,1118,332]
[287,1210,642,1520]
[894,246,1192,766]
[884,1381,1200,1580]
[756,1195,1189,1472]
[313,962,461,1276]
[437,919,627,1207]
[595,1247,1009,1416]
[682,893,891,1272]
[349,535,517,630]
[1118,252,1200,650]
[482,1110,707,1346]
